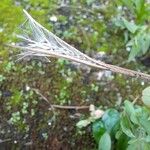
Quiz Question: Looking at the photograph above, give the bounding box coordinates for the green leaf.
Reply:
[10,91,22,106]
[92,120,106,143]
[102,109,120,135]
[76,119,91,129]
[123,19,138,33]
[144,135,150,142]
[144,143,150,150]
[98,132,111,150]
[0,74,6,82]
[128,42,140,61]
[124,100,135,116]
[142,86,150,107]
[134,0,145,15]
[124,100,138,124]
[116,132,129,150]
[120,114,135,138]
[127,139,150,150]
[140,34,150,54]
[142,96,150,107]
[113,17,126,29]
[137,107,150,135]
[142,87,150,96]
[86,0,96,5]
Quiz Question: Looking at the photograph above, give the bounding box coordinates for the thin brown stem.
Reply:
[32,88,89,110]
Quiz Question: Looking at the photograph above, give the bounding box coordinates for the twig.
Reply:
[132,96,140,104]
[32,88,89,110]
[32,88,51,104]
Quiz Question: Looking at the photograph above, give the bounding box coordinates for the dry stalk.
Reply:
[11,10,150,81]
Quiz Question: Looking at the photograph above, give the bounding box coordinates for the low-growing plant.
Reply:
[113,17,150,61]
[114,0,150,61]
[77,86,150,150]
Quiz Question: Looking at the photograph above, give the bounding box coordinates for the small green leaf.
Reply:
[115,130,122,139]
[10,91,22,106]
[128,43,140,61]
[76,119,91,129]
[86,0,96,5]
[0,74,6,82]
[123,19,138,33]
[98,132,111,150]
[113,17,125,29]
[142,86,150,107]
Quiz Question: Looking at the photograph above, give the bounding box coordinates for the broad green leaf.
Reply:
[144,135,150,142]
[144,143,150,150]
[102,109,120,135]
[128,43,140,61]
[98,132,111,150]
[120,114,135,138]
[137,107,150,135]
[142,86,150,97]
[86,0,96,5]
[123,19,138,33]
[124,100,138,124]
[140,34,150,54]
[142,86,150,107]
[127,139,150,150]
[142,96,150,107]
[92,120,106,143]
[124,100,135,116]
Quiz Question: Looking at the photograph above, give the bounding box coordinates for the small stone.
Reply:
[48,122,52,126]
[126,47,131,52]
[89,104,95,112]
[14,140,17,144]
[50,15,57,22]
[26,85,30,91]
